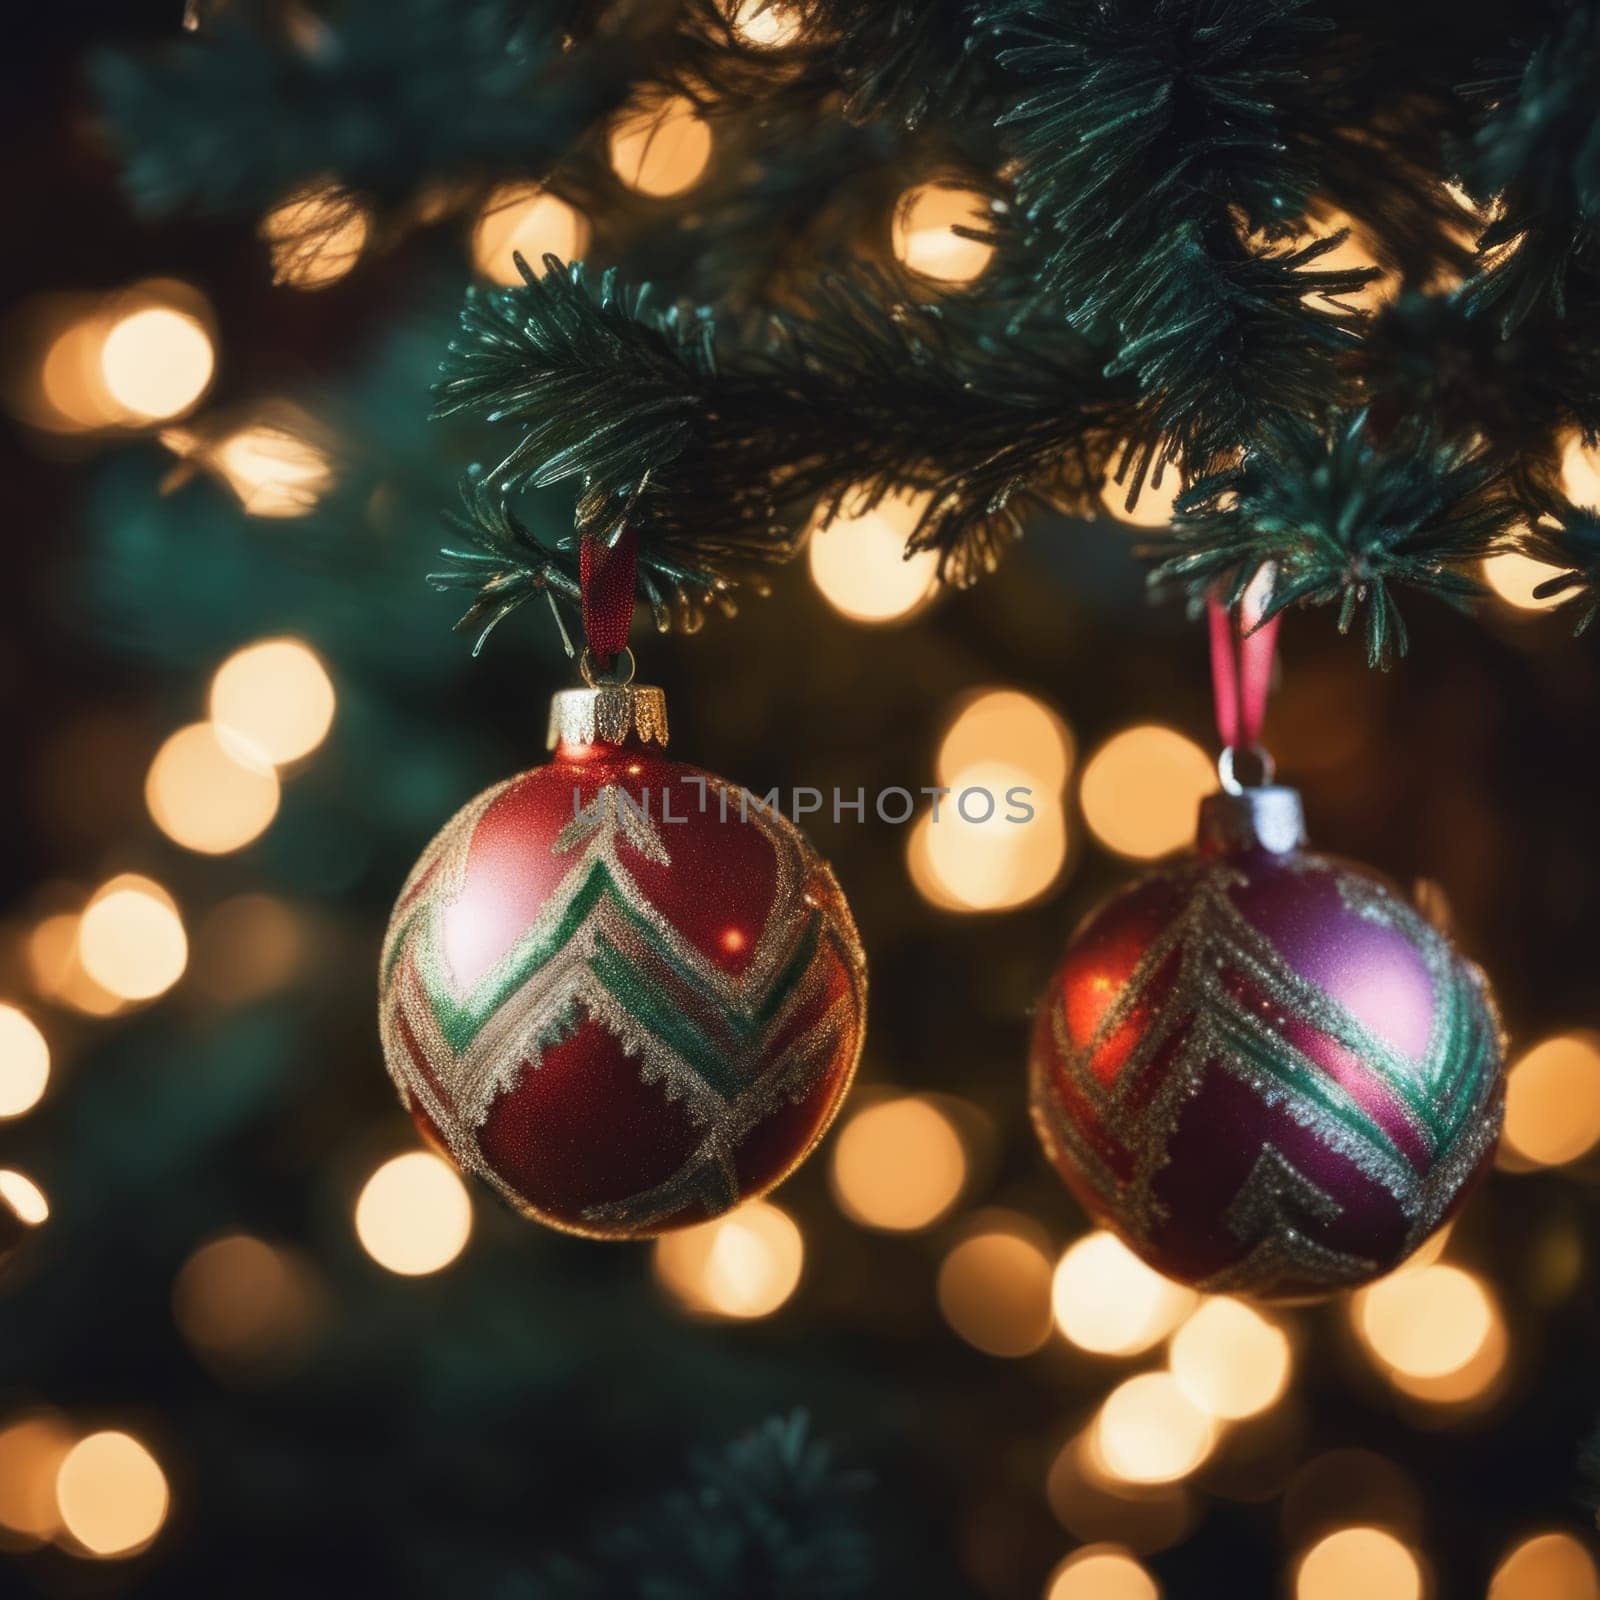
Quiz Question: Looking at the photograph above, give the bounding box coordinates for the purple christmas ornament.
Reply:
[1030,786,1505,1302]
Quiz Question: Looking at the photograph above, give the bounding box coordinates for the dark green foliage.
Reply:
[1152,410,1512,666]
[531,1413,873,1599]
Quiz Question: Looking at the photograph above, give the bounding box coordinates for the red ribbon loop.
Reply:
[579,525,638,665]
[1207,567,1279,753]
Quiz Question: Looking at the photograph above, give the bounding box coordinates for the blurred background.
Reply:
[4,4,1600,1597]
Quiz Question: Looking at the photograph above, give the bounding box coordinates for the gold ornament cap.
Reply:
[546,647,669,751]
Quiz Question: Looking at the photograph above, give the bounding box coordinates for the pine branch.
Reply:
[1149,409,1514,667]
[530,1413,874,1600]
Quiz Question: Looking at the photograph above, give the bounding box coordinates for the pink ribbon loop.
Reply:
[1207,567,1279,755]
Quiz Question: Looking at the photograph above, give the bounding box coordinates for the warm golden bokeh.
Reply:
[1167,1297,1291,1420]
[173,1233,320,1369]
[1051,1232,1197,1357]
[729,0,802,47]
[146,722,281,854]
[54,1431,169,1558]
[1045,1543,1162,1600]
[1079,726,1215,860]
[1093,1372,1216,1485]
[830,1096,967,1231]
[77,876,188,1002]
[0,1413,74,1545]
[654,1200,804,1318]
[1482,551,1569,613]
[0,1169,49,1227]
[1489,1531,1600,1600]
[937,1222,1055,1357]
[25,911,125,1017]
[1354,1264,1495,1380]
[937,689,1075,797]
[1562,433,1600,507]
[208,423,336,517]
[210,638,336,766]
[1294,1527,1422,1600]
[99,305,214,421]
[808,491,940,623]
[473,184,589,285]
[609,98,713,198]
[892,184,996,284]
[190,895,307,1006]
[354,1151,473,1276]
[1502,1033,1600,1167]
[260,184,371,289]
[1099,462,1183,530]
[0,1004,50,1119]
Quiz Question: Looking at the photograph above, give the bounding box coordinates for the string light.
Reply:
[77,876,188,1003]
[1501,1033,1600,1167]
[54,1431,169,1558]
[473,183,589,285]
[1093,1372,1216,1485]
[1045,1545,1162,1600]
[937,1218,1055,1357]
[937,689,1075,796]
[654,1200,804,1318]
[0,1004,50,1119]
[210,638,336,766]
[99,305,214,421]
[146,722,281,854]
[807,491,940,623]
[0,1414,74,1546]
[205,422,336,517]
[1167,1297,1291,1420]
[354,1151,472,1276]
[1079,727,1214,860]
[259,184,371,289]
[1051,1233,1197,1357]
[830,1096,967,1231]
[1353,1264,1495,1380]
[892,184,996,284]
[1489,1531,1600,1600]
[1294,1528,1422,1600]
[0,1170,49,1227]
[609,98,713,197]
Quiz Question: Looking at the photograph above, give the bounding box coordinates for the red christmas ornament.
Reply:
[379,670,867,1238]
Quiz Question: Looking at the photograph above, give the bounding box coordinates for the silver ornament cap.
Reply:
[1197,785,1306,856]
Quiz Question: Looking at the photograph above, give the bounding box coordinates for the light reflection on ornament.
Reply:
[807,490,940,624]
[473,184,589,284]
[892,184,996,284]
[609,98,713,198]
[1051,1232,1197,1357]
[1079,726,1215,860]
[830,1095,967,1231]
[54,1431,170,1558]
[1294,1527,1422,1600]
[653,1199,804,1318]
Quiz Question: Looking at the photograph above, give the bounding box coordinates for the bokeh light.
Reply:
[654,1200,804,1318]
[55,1431,169,1558]
[1079,726,1214,860]
[0,1170,49,1227]
[77,876,187,1003]
[1502,1033,1600,1167]
[173,1233,320,1369]
[892,184,995,284]
[1051,1233,1197,1357]
[208,422,336,517]
[146,722,281,854]
[190,895,307,1006]
[473,183,589,285]
[260,184,371,289]
[808,491,940,623]
[1354,1264,1495,1380]
[729,0,801,47]
[1168,1297,1291,1419]
[937,1220,1055,1357]
[1099,462,1183,530]
[36,308,120,431]
[909,760,1068,912]
[1489,1531,1600,1600]
[25,911,125,1017]
[609,98,713,198]
[937,689,1074,796]
[1482,551,1569,613]
[0,1413,74,1546]
[210,638,336,766]
[1093,1372,1216,1485]
[99,305,214,421]
[354,1151,473,1276]
[1562,433,1600,506]
[1045,1544,1161,1600]
[830,1096,967,1230]
[1294,1527,1422,1600]
[0,1004,50,1119]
